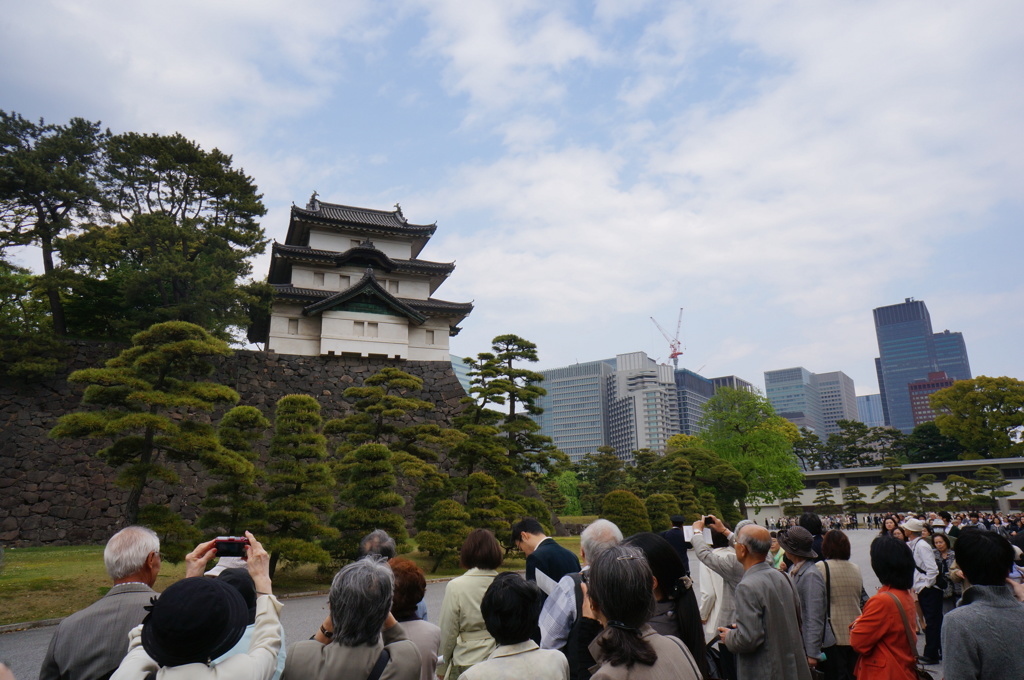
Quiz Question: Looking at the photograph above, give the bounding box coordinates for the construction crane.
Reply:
[650,308,684,369]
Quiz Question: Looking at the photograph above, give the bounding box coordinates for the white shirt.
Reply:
[909,536,938,593]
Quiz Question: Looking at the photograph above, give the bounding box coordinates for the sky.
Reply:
[2,1,1022,394]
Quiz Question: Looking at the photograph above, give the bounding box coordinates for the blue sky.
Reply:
[3,1,1022,394]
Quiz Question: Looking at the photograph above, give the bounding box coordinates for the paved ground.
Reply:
[0,530,942,679]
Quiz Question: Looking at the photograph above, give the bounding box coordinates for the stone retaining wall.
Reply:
[0,342,467,546]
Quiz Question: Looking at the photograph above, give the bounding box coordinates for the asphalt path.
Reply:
[1,530,942,679]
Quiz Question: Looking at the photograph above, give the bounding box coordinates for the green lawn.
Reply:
[0,537,579,626]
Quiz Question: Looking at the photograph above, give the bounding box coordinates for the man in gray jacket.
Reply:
[718,524,811,680]
[692,516,746,680]
[942,529,1024,680]
[39,526,161,680]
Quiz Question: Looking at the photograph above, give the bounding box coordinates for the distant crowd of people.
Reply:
[24,508,1024,680]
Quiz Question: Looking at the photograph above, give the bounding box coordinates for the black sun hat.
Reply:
[142,576,249,666]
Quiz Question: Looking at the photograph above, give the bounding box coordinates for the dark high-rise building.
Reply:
[674,368,715,435]
[873,298,971,433]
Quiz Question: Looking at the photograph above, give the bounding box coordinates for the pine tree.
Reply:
[841,485,867,514]
[971,466,1014,512]
[645,494,680,532]
[943,474,974,509]
[601,490,651,537]
[462,472,508,535]
[872,457,910,510]
[50,321,241,525]
[200,405,270,536]
[814,482,838,515]
[263,395,336,576]
[904,473,939,511]
[416,500,471,572]
[329,443,407,560]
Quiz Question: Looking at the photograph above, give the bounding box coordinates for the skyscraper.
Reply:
[857,394,885,428]
[815,371,859,437]
[764,367,824,434]
[873,298,971,433]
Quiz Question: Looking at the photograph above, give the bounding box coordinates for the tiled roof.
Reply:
[272,242,455,274]
[291,202,436,236]
[303,269,426,323]
[271,284,472,317]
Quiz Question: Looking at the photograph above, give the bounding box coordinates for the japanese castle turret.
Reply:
[262,194,473,359]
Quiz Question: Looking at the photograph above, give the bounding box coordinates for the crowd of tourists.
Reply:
[24,510,1024,680]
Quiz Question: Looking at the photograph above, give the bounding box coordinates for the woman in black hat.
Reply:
[111,531,283,680]
[778,526,834,675]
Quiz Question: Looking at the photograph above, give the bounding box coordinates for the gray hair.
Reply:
[737,525,771,556]
[581,519,623,565]
[359,529,397,559]
[587,544,655,627]
[104,526,159,581]
[329,557,394,646]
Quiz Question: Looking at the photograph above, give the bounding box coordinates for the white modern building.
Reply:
[816,371,859,437]
[764,367,857,439]
[261,196,472,359]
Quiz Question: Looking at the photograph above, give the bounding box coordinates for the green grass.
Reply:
[0,537,580,626]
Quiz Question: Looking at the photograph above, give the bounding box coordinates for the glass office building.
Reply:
[873,298,971,433]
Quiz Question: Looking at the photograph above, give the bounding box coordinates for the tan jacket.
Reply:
[587,626,701,680]
[436,568,498,677]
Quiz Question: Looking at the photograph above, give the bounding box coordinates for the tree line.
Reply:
[0,111,270,378]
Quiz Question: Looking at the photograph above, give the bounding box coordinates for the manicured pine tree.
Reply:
[814,482,838,515]
[200,405,270,536]
[465,472,512,536]
[50,321,242,525]
[842,485,867,515]
[971,466,1014,512]
[872,457,910,510]
[416,500,471,573]
[330,443,408,560]
[601,490,651,537]
[263,394,335,576]
[645,493,681,532]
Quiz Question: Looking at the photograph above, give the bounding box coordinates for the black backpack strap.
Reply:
[571,571,584,621]
[367,647,390,680]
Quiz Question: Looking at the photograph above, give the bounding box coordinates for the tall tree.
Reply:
[0,254,67,378]
[930,377,1024,458]
[904,422,965,464]
[50,321,241,524]
[329,442,407,560]
[696,387,803,513]
[971,466,1015,511]
[904,473,939,511]
[791,427,824,470]
[943,474,974,509]
[200,405,270,536]
[814,482,838,515]
[0,112,107,335]
[555,470,583,516]
[645,494,681,532]
[872,457,910,510]
[576,447,626,514]
[263,395,336,576]
[842,485,867,514]
[456,335,561,485]
[62,131,267,339]
[667,436,748,525]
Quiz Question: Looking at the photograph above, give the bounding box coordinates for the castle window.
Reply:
[388,280,400,294]
[339,275,350,289]
[354,321,364,336]
[288,319,299,335]
[314,272,325,286]
[367,322,379,338]
[425,330,435,345]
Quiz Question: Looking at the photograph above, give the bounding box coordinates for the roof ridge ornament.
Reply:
[394,203,406,224]
[360,238,375,249]
[307,191,320,211]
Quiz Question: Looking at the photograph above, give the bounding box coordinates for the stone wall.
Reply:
[0,342,468,546]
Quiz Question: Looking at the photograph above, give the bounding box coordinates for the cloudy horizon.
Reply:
[3,1,1021,394]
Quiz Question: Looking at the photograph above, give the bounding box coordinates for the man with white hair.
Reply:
[39,526,162,680]
[538,519,622,678]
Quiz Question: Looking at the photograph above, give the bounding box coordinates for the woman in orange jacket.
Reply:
[849,536,918,680]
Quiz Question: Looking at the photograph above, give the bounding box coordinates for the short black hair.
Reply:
[798,512,823,536]
[939,511,952,523]
[870,536,915,590]
[510,518,544,545]
[670,515,686,527]
[955,530,1015,586]
[481,572,542,645]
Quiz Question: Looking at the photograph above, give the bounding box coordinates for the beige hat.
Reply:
[900,518,927,534]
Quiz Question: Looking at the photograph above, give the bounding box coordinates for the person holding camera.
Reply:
[111,531,284,680]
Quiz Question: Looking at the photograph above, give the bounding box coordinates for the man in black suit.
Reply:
[659,514,691,576]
